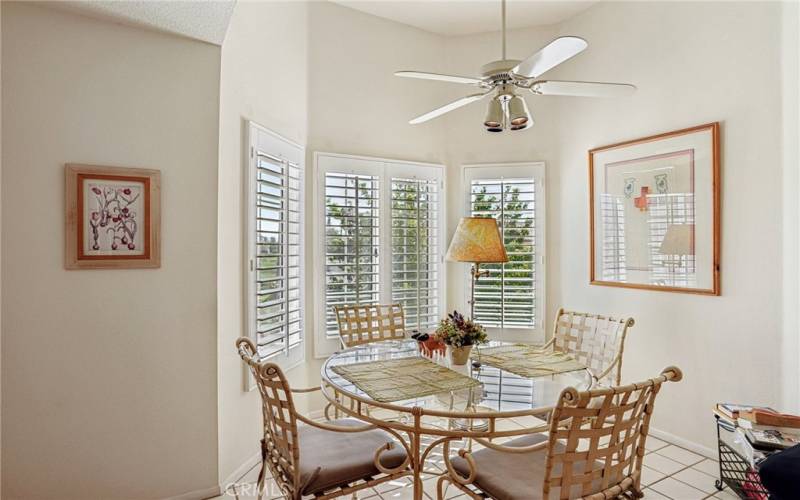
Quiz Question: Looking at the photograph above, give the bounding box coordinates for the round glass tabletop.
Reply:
[322,339,593,415]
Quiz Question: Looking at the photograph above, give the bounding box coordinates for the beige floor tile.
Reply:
[644,436,670,452]
[713,487,741,500]
[656,445,705,466]
[237,463,262,485]
[374,477,411,494]
[649,477,707,500]
[643,452,687,475]
[421,475,445,499]
[355,487,382,498]
[641,465,666,486]
[640,488,670,499]
[691,458,720,477]
[232,479,284,500]
[380,481,416,500]
[673,467,718,494]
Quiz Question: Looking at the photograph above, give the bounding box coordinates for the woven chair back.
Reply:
[334,303,406,347]
[236,338,299,496]
[543,366,683,499]
[553,309,635,386]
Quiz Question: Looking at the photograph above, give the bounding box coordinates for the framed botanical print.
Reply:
[65,164,161,269]
[589,123,720,295]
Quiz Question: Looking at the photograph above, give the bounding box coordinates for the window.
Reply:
[391,177,441,330]
[464,164,546,342]
[322,171,381,335]
[246,122,304,369]
[315,153,445,356]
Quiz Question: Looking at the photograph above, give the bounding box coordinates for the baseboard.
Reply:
[160,455,261,500]
[221,451,262,489]
[650,427,716,460]
[164,485,221,500]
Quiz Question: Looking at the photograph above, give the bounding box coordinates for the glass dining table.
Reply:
[320,339,593,500]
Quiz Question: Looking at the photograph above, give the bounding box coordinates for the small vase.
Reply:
[449,345,473,365]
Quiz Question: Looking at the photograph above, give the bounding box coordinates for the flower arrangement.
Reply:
[435,310,488,348]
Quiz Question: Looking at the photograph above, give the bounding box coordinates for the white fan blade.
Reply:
[532,80,636,97]
[409,93,489,124]
[511,36,588,79]
[395,71,483,85]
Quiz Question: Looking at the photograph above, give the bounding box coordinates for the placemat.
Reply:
[477,344,587,378]
[331,357,482,403]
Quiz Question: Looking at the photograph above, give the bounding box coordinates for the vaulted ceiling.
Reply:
[49,1,595,46]
[47,1,236,45]
[329,1,596,36]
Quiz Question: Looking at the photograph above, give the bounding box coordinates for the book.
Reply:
[748,410,800,429]
[716,403,776,420]
[740,420,800,451]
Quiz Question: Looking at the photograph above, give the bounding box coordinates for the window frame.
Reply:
[462,162,546,343]
[314,152,446,358]
[246,122,306,375]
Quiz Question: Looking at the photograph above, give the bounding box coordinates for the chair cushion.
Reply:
[298,419,407,495]
[451,434,606,500]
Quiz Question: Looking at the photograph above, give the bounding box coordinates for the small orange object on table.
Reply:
[420,337,446,356]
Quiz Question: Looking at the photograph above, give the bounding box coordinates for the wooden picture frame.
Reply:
[589,123,720,295]
[65,164,161,269]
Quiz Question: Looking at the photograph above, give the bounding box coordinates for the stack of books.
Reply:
[716,403,800,453]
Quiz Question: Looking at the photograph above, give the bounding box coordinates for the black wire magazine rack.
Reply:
[714,413,771,499]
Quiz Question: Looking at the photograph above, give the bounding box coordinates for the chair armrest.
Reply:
[294,410,378,433]
[593,355,620,381]
[471,437,550,454]
[291,386,322,394]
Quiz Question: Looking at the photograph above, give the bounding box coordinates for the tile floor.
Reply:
[214,423,735,500]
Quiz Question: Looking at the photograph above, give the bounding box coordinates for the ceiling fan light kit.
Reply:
[394,0,636,133]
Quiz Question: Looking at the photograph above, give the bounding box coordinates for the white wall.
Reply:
[781,0,800,414]
[549,1,790,452]
[216,0,450,481]
[217,0,310,484]
[307,1,447,163]
[1,3,220,498]
[303,1,447,382]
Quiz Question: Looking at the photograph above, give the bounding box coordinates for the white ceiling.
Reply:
[330,0,596,36]
[47,1,236,45]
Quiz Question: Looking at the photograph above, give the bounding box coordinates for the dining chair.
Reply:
[334,303,407,348]
[543,308,635,386]
[235,337,410,499]
[437,366,683,500]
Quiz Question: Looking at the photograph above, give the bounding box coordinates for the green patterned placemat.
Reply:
[477,344,587,378]
[331,357,482,403]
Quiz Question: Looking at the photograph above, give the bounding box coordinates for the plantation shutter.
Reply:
[469,177,537,329]
[391,177,441,330]
[323,172,381,337]
[247,122,304,366]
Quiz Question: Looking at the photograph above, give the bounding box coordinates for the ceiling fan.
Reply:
[394,0,636,132]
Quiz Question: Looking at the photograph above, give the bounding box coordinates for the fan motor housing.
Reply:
[480,59,521,84]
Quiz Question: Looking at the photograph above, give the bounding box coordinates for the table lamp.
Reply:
[445,217,508,319]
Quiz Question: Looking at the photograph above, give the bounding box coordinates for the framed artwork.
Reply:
[65,164,161,269]
[589,122,720,295]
